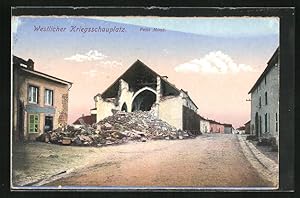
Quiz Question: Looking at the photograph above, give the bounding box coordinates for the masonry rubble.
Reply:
[36,110,197,146]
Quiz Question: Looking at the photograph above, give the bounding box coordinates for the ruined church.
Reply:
[92,60,200,132]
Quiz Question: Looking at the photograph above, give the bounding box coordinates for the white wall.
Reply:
[118,79,134,112]
[200,119,210,133]
[159,96,183,129]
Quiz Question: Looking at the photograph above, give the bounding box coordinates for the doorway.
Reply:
[131,90,156,112]
[45,116,53,132]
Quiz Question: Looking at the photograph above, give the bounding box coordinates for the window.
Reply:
[265,92,268,105]
[276,113,278,132]
[28,85,39,104]
[264,76,266,85]
[45,89,53,106]
[259,96,262,108]
[265,113,268,133]
[28,114,39,133]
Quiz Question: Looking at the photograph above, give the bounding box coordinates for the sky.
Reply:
[12,16,279,128]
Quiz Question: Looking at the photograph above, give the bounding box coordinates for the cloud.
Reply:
[12,17,22,34]
[97,60,123,68]
[64,50,107,62]
[175,51,255,74]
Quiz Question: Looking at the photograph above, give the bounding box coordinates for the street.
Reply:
[44,134,272,187]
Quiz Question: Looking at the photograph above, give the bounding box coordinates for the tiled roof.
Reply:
[73,115,96,125]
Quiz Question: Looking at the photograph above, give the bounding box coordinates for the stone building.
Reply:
[244,120,251,134]
[208,120,225,133]
[248,47,279,143]
[223,124,233,134]
[12,56,72,141]
[199,116,210,133]
[92,60,200,132]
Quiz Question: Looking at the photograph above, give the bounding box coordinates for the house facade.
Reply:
[208,120,225,133]
[92,60,200,132]
[13,56,72,141]
[248,47,279,144]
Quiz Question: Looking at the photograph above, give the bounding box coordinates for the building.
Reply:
[236,126,245,134]
[199,116,210,133]
[248,47,279,144]
[92,59,200,132]
[73,114,97,128]
[244,120,251,134]
[13,56,72,141]
[208,120,225,133]
[223,124,233,134]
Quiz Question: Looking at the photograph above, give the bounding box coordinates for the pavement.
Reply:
[12,134,277,189]
[42,134,273,187]
[237,135,279,187]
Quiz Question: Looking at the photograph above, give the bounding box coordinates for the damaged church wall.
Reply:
[94,95,117,122]
[93,60,200,132]
[181,91,198,112]
[117,79,134,112]
[159,96,183,130]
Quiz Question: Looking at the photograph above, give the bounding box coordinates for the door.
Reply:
[255,112,259,137]
[45,116,53,132]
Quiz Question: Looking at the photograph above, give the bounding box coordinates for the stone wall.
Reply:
[200,119,210,133]
[250,63,279,140]
[159,96,183,130]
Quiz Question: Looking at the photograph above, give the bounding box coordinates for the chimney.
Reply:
[27,59,34,70]
[82,114,85,118]
[161,75,168,80]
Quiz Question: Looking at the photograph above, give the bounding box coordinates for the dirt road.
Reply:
[45,134,272,187]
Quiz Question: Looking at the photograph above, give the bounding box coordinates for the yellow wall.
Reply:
[159,96,183,129]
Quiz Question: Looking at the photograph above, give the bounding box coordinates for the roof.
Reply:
[244,120,251,125]
[207,119,222,125]
[99,59,198,109]
[237,126,246,130]
[223,123,233,127]
[248,47,279,94]
[73,115,96,125]
[199,115,208,121]
[13,55,73,85]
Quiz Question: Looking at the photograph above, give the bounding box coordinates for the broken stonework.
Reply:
[37,110,197,147]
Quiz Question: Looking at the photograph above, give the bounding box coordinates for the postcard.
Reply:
[11,8,283,191]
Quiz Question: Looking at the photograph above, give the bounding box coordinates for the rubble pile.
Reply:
[37,110,197,146]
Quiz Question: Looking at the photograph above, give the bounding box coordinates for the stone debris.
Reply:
[37,110,198,147]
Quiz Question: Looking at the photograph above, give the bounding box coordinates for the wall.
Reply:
[180,91,198,112]
[245,122,251,134]
[250,63,279,140]
[159,96,183,129]
[118,79,134,112]
[182,105,200,133]
[210,123,225,133]
[224,126,232,134]
[95,96,117,122]
[14,69,69,141]
[200,119,210,133]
